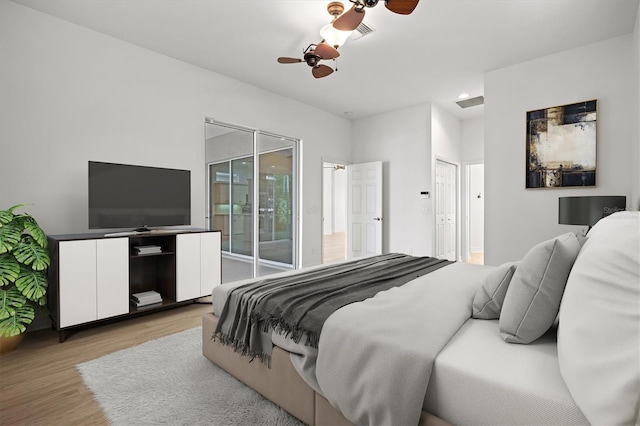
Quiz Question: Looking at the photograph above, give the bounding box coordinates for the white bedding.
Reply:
[211,259,585,425]
[424,319,588,425]
[315,262,489,425]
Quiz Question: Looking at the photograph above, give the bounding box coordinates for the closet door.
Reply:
[435,160,458,261]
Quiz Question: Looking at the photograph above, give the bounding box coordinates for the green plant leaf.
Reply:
[0,204,23,227]
[15,266,48,302]
[0,287,26,320]
[22,216,48,248]
[0,254,20,286]
[37,294,47,307]
[0,220,23,254]
[12,235,50,271]
[0,304,34,337]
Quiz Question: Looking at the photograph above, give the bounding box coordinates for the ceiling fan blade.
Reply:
[315,42,340,60]
[385,0,419,15]
[312,64,334,79]
[333,6,365,31]
[278,57,303,64]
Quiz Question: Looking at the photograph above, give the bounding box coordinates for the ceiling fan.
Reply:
[333,0,420,31]
[276,0,419,78]
[277,42,340,79]
[277,2,346,79]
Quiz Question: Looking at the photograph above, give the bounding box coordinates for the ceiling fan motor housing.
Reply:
[363,0,380,7]
[304,51,321,67]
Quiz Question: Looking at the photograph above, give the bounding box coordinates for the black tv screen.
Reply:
[88,161,191,230]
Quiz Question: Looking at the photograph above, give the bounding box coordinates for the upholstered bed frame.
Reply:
[202,313,450,426]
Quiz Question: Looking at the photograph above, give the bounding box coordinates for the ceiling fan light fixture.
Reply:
[320,23,352,48]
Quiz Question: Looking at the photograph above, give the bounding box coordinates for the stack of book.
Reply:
[133,245,162,255]
[130,290,163,308]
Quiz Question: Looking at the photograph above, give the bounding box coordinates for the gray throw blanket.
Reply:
[213,253,452,364]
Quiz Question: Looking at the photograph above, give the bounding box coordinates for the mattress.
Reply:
[424,319,589,425]
[212,261,587,425]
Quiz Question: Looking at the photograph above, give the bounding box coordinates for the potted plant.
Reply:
[0,204,50,354]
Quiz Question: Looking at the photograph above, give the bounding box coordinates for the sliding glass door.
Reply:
[258,134,295,267]
[205,119,298,281]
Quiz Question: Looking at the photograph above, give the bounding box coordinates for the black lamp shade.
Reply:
[559,196,627,227]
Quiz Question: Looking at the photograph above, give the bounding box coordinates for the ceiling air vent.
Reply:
[456,96,484,109]
[349,21,376,41]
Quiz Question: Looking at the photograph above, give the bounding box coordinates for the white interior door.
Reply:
[347,161,383,258]
[435,159,458,261]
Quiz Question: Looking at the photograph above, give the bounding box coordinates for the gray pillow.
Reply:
[472,262,519,319]
[499,232,581,344]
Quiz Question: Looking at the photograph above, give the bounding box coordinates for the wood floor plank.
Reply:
[0,301,213,426]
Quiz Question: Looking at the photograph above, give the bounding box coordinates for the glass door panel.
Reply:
[257,133,296,269]
[208,162,231,252]
[205,123,255,282]
[230,156,253,256]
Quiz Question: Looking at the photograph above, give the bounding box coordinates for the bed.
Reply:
[202,211,640,425]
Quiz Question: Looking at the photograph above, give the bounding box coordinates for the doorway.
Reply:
[466,163,484,265]
[322,162,347,263]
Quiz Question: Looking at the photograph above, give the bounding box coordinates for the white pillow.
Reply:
[472,262,519,319]
[558,211,640,425]
[499,232,580,344]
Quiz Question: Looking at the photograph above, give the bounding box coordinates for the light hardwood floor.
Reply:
[322,232,346,264]
[0,301,213,426]
[467,252,484,265]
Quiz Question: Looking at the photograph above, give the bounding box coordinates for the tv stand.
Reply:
[47,230,221,342]
[133,226,151,233]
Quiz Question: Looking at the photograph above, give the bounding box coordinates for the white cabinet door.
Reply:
[176,232,221,302]
[59,240,97,328]
[176,233,201,302]
[96,238,129,319]
[200,232,221,297]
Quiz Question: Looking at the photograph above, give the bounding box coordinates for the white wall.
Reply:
[431,105,463,165]
[485,34,638,265]
[352,103,432,256]
[634,5,640,210]
[0,1,352,267]
[462,118,484,164]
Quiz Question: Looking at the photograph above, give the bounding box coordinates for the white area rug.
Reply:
[77,327,304,426]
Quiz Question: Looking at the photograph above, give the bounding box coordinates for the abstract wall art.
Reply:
[526,100,597,188]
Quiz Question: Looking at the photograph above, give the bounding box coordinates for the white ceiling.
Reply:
[12,0,638,120]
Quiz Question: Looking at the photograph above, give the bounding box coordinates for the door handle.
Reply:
[373,217,382,221]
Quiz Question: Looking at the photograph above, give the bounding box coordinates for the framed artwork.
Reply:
[526,99,597,188]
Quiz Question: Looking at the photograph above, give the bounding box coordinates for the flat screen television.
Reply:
[88,161,191,231]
